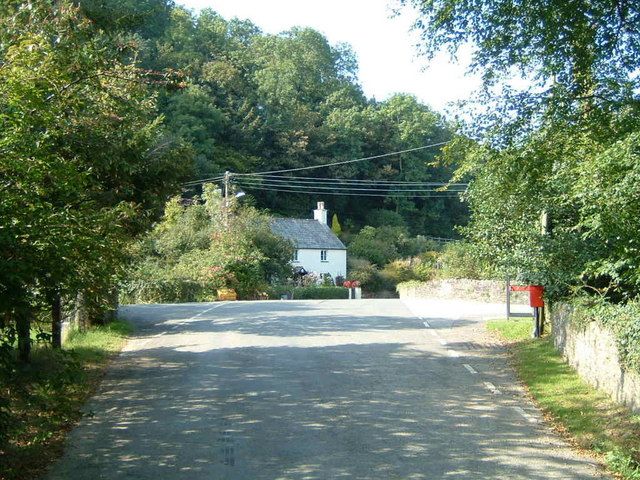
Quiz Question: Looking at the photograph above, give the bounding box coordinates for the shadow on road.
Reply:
[47,300,601,480]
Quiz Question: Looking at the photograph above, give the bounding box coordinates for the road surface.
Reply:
[46,299,607,479]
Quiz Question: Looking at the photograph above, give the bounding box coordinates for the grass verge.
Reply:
[487,318,640,479]
[0,320,132,480]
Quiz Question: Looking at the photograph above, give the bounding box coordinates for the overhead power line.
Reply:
[235,179,464,194]
[234,141,449,177]
[232,183,463,199]
[250,174,468,186]
[183,175,225,187]
[238,175,467,188]
[181,141,450,186]
[233,186,461,198]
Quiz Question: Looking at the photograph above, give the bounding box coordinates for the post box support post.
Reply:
[506,276,511,319]
[532,307,542,338]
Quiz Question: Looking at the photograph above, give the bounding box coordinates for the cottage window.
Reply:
[320,250,328,262]
[293,250,299,262]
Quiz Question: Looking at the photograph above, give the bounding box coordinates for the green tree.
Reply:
[401,0,640,298]
[347,226,408,267]
[399,0,638,107]
[123,184,294,303]
[331,214,342,237]
[130,6,464,235]
[0,1,190,359]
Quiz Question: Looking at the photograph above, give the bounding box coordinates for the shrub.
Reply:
[348,257,392,292]
[292,286,349,300]
[120,278,212,304]
[122,186,294,303]
[347,226,400,266]
[399,236,441,257]
[321,273,335,286]
[412,251,439,281]
[436,241,495,280]
[380,259,416,285]
[261,284,292,300]
[299,272,322,286]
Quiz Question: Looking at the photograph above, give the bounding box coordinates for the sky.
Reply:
[175,0,482,114]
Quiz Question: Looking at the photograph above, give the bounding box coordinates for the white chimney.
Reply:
[313,201,327,225]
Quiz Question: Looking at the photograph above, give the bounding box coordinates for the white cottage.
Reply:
[270,202,347,280]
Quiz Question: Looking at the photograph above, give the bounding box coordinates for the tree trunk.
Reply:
[76,292,88,331]
[103,289,118,324]
[51,293,62,349]
[16,309,31,363]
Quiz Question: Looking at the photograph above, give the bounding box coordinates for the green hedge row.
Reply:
[265,286,349,300]
[121,281,351,304]
[119,279,215,304]
[293,286,349,300]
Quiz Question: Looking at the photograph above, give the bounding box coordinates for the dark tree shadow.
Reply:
[46,300,604,479]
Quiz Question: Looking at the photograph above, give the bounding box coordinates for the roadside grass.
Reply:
[0,320,132,480]
[487,319,640,480]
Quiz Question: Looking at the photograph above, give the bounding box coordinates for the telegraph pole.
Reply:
[224,171,230,201]
[223,171,230,227]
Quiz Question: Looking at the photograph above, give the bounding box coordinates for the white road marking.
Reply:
[422,321,431,328]
[483,382,502,395]
[142,303,229,347]
[188,302,227,321]
[448,350,460,358]
[438,338,448,346]
[513,406,538,423]
[463,364,478,374]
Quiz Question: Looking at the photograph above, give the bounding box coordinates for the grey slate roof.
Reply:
[270,218,346,250]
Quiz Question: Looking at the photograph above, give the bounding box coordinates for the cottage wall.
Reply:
[294,248,346,280]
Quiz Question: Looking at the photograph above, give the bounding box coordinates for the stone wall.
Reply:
[552,303,640,413]
[60,297,85,344]
[60,292,118,344]
[397,278,529,304]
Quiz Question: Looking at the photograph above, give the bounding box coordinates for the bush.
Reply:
[347,226,400,266]
[122,187,294,303]
[437,241,495,280]
[292,286,349,300]
[398,236,441,257]
[348,257,393,292]
[119,276,213,304]
[411,251,439,281]
[298,272,322,287]
[349,238,397,266]
[380,259,416,285]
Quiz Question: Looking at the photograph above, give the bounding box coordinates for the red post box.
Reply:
[528,285,544,308]
[510,285,544,307]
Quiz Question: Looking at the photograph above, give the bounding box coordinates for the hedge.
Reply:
[265,286,350,300]
[292,286,349,300]
[119,278,214,304]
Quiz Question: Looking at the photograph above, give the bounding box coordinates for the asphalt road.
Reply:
[46,299,608,479]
